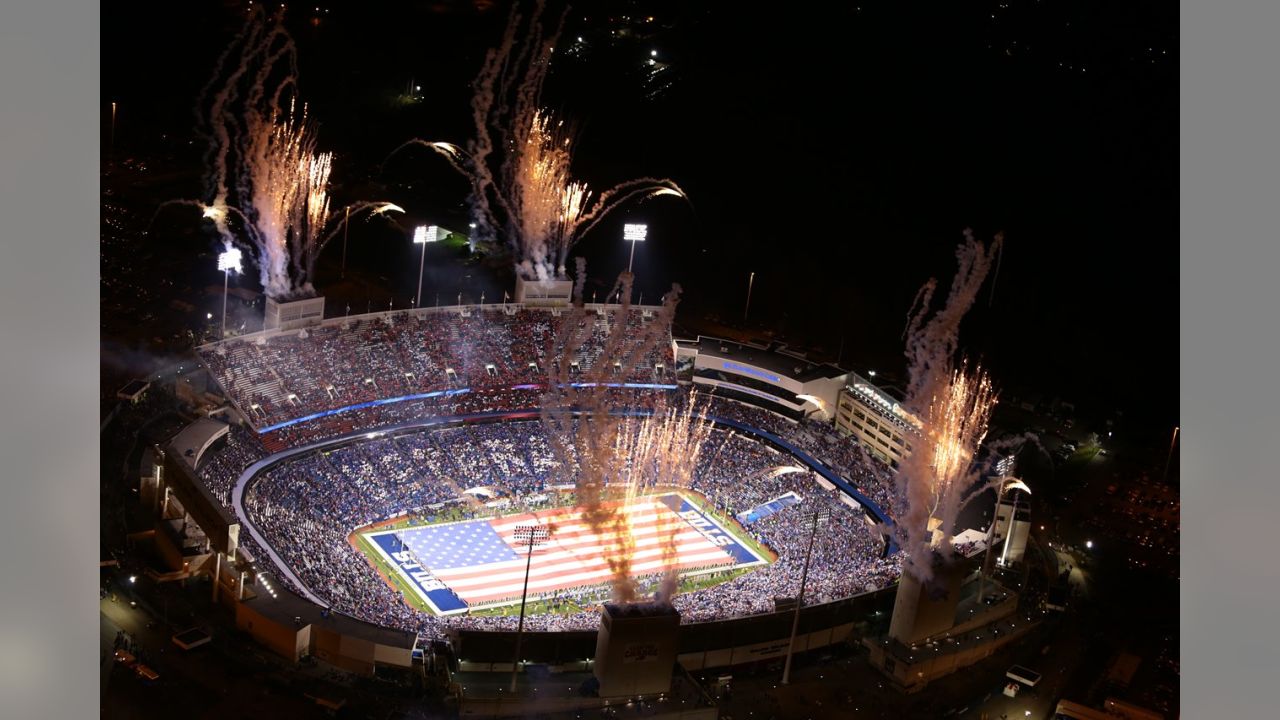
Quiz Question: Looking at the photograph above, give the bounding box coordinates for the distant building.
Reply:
[833,374,922,469]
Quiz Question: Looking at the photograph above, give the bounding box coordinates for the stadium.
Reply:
[158,300,912,675]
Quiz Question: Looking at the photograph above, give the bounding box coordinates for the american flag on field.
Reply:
[391,494,741,605]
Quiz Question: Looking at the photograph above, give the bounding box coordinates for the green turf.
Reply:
[675,489,778,562]
[351,533,435,614]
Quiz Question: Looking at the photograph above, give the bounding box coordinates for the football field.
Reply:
[358,492,768,616]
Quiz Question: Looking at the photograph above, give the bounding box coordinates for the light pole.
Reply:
[744,271,755,321]
[510,524,550,693]
[110,101,117,157]
[340,205,350,279]
[782,508,829,685]
[980,477,1031,601]
[413,225,438,308]
[217,248,243,340]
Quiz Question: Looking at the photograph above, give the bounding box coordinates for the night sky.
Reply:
[102,0,1177,436]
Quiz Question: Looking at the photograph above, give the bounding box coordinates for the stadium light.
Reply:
[782,508,829,685]
[511,524,550,693]
[623,223,647,275]
[218,247,242,340]
[413,225,439,309]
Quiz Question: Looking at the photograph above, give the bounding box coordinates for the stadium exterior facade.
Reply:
[833,375,923,469]
[675,336,847,421]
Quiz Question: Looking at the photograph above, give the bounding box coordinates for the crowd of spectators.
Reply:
[198,307,672,431]
[696,394,904,519]
[235,415,901,638]
[196,425,269,510]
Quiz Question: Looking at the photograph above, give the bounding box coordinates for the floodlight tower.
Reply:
[413,225,439,308]
[217,247,243,339]
[623,223,647,275]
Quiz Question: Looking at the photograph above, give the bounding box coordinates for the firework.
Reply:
[539,261,690,602]
[389,0,687,280]
[193,8,401,300]
[921,361,997,536]
[892,231,1005,582]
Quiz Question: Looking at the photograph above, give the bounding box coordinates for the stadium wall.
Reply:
[158,449,239,557]
[864,621,1034,693]
[236,601,311,663]
[451,587,895,672]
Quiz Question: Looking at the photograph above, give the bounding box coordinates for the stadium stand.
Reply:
[192,305,905,638]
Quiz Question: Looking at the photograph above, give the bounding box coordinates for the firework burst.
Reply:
[539,261,691,602]
[192,8,401,300]
[891,231,1005,581]
[388,0,687,280]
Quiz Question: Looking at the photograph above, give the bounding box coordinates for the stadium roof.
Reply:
[168,418,230,470]
[693,336,847,383]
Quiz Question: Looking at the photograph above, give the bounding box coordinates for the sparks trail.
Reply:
[387,0,688,280]
[890,230,1026,583]
[189,7,401,300]
[539,261,692,603]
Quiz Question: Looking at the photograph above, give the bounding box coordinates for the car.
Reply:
[1003,681,1021,698]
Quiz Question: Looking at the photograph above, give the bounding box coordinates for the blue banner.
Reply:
[369,533,469,613]
[655,493,763,565]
